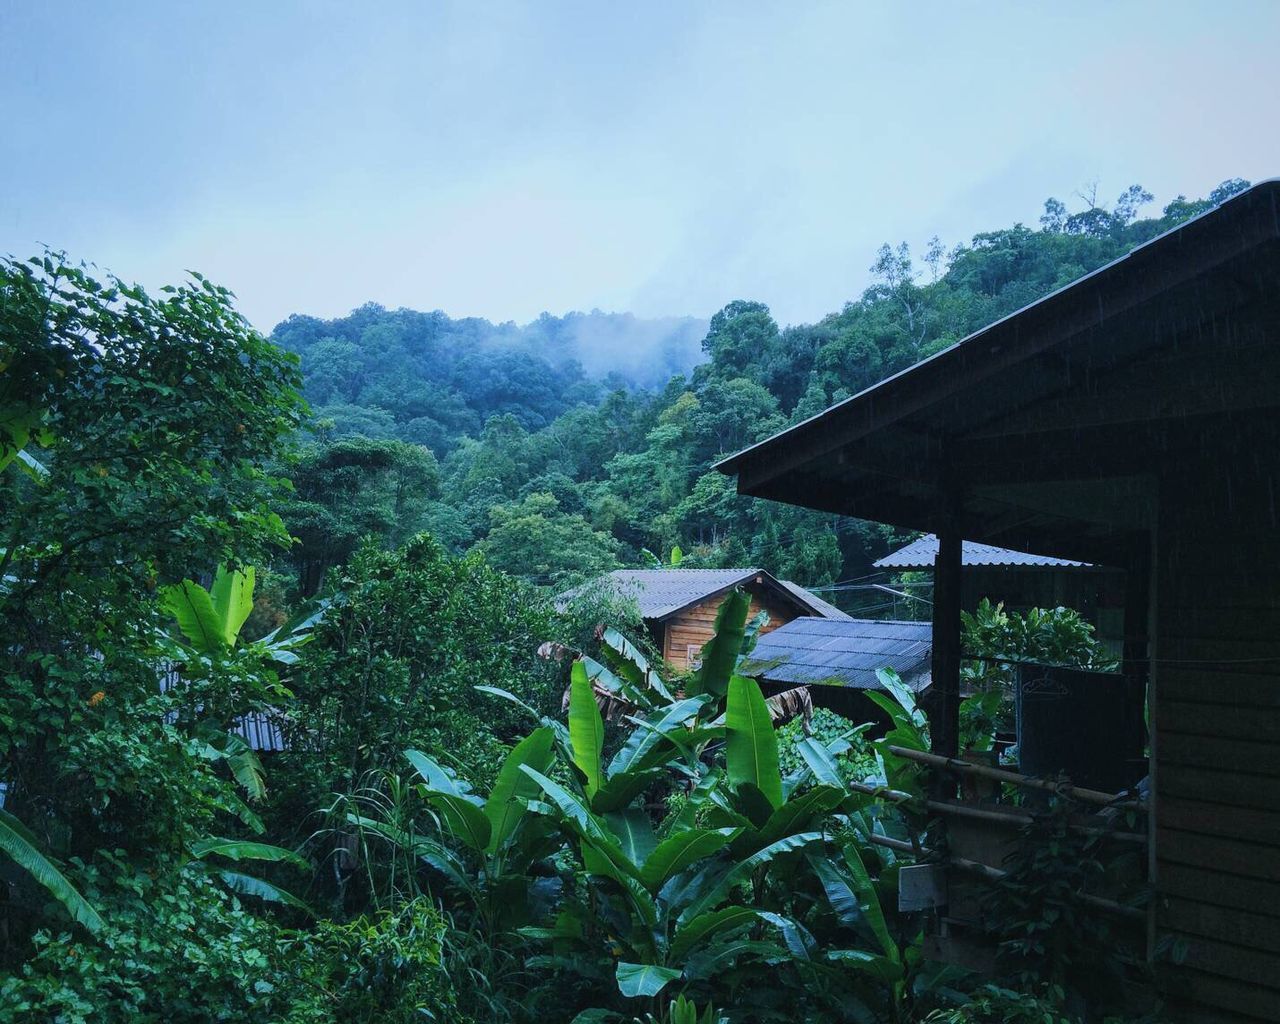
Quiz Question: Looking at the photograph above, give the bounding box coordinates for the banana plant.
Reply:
[401,728,563,932]
[521,672,843,1002]
[162,564,320,664]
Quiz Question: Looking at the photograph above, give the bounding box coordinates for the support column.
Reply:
[930,527,962,761]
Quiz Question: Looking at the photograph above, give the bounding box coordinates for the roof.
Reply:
[739,617,931,690]
[716,181,1280,565]
[875,534,1093,570]
[235,711,287,752]
[557,568,851,621]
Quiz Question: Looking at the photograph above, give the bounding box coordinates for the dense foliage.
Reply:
[274,179,1250,593]
[0,178,1230,1021]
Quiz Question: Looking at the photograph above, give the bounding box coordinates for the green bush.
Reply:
[0,857,459,1024]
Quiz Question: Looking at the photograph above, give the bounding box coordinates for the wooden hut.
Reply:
[559,568,849,671]
[717,180,1280,1022]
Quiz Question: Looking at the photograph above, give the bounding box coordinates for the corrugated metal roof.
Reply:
[739,617,932,690]
[778,580,852,621]
[874,534,1093,570]
[234,711,287,752]
[558,568,850,621]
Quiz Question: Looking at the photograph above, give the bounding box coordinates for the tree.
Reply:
[700,300,780,379]
[283,437,441,596]
[476,492,621,584]
[0,251,305,916]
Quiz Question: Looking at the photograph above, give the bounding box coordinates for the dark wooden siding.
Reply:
[1153,467,1280,1022]
[661,583,802,671]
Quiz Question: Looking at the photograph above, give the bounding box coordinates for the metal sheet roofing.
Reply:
[874,534,1092,570]
[558,568,851,621]
[739,617,932,690]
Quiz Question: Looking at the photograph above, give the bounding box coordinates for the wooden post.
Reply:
[931,526,962,763]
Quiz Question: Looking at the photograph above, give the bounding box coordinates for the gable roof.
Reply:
[558,568,850,622]
[739,617,931,690]
[875,533,1094,571]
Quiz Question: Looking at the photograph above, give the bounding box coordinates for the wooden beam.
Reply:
[930,519,962,765]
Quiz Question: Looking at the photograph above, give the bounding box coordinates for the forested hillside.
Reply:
[272,179,1250,598]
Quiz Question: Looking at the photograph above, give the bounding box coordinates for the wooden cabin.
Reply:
[560,568,849,671]
[717,181,1280,1023]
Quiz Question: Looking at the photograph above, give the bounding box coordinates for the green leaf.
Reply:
[404,749,467,796]
[669,904,759,960]
[601,627,673,702]
[615,961,681,998]
[484,727,555,853]
[209,564,255,646]
[641,828,738,892]
[189,837,306,869]
[609,696,709,776]
[824,948,905,981]
[750,785,844,848]
[520,766,644,883]
[162,578,225,653]
[426,792,491,853]
[874,667,928,732]
[677,831,825,926]
[225,740,266,802]
[795,738,844,787]
[688,589,750,698]
[404,749,491,851]
[568,660,605,797]
[592,768,665,814]
[215,870,312,915]
[725,675,782,809]
[843,843,898,962]
[809,854,861,927]
[605,808,657,867]
[0,809,103,933]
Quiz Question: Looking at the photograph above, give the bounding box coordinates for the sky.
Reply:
[3,1,1278,333]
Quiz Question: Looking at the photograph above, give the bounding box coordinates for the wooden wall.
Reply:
[658,583,803,672]
[1152,462,1280,1023]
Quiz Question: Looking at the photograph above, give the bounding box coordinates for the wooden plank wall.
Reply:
[661,584,800,671]
[1153,466,1280,1023]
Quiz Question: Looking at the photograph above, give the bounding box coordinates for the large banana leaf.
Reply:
[0,809,103,933]
[568,661,605,797]
[669,904,759,960]
[520,766,644,884]
[215,869,312,915]
[677,831,825,927]
[604,808,657,867]
[601,627,673,703]
[608,696,708,776]
[724,675,782,809]
[842,842,899,964]
[616,961,682,998]
[484,727,555,853]
[405,749,491,852]
[592,767,666,814]
[404,749,470,796]
[747,784,845,850]
[189,837,307,869]
[640,828,738,892]
[688,590,750,698]
[162,578,226,653]
[209,564,255,646]
[795,737,844,787]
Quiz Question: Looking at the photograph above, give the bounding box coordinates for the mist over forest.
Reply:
[266,178,1253,599]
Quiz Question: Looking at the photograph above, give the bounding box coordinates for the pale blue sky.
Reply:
[3,1,1277,332]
